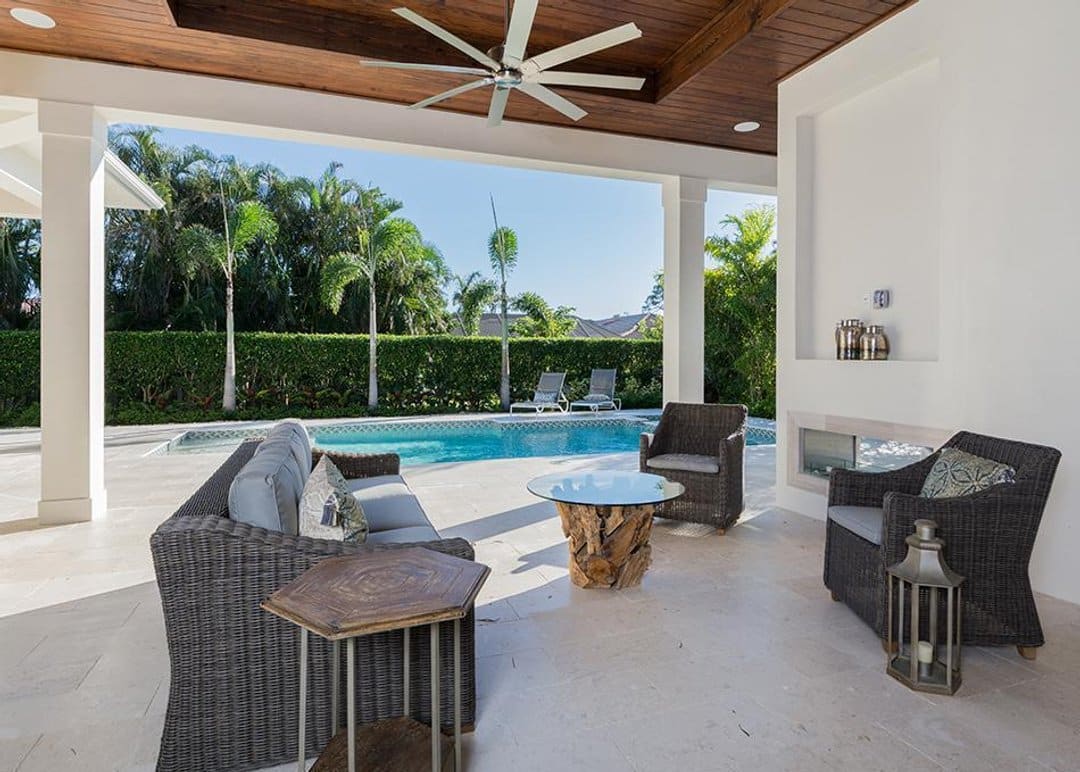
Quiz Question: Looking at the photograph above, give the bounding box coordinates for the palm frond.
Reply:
[488,226,519,272]
[320,252,367,314]
[231,200,278,253]
[176,224,227,277]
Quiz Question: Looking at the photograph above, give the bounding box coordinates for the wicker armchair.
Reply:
[824,431,1061,658]
[639,402,747,531]
[150,440,477,772]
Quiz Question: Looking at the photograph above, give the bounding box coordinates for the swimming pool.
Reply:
[167,414,776,466]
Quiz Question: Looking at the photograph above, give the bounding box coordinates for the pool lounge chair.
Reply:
[510,372,569,414]
[570,368,621,412]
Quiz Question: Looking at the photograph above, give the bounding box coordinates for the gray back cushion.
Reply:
[228,430,306,534]
[275,419,312,487]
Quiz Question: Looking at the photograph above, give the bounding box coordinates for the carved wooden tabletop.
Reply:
[261,547,490,640]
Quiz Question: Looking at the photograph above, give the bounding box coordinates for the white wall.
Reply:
[799,60,940,361]
[777,0,1080,603]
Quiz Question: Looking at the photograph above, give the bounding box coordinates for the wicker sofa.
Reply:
[639,402,748,531]
[150,434,477,772]
[824,431,1061,658]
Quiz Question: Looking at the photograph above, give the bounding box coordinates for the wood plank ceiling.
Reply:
[0,0,915,154]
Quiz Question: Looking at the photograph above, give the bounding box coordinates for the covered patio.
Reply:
[3,0,1080,770]
[2,429,1079,771]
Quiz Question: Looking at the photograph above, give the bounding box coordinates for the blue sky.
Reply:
[155,127,774,319]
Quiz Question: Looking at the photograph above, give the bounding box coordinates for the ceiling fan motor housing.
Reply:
[493,68,523,88]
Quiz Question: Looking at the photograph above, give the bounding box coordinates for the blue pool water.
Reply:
[169,415,776,466]
[310,416,775,466]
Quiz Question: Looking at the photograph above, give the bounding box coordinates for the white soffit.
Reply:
[0,110,165,219]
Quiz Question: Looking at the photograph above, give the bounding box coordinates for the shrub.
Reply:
[0,331,663,427]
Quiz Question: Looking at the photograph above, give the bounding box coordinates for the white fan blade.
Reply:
[410,79,491,110]
[518,82,587,121]
[503,0,539,65]
[393,7,500,70]
[487,88,510,127]
[524,23,641,73]
[360,61,490,76]
[534,71,645,90]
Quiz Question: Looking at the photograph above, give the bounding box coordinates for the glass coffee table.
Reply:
[527,470,685,589]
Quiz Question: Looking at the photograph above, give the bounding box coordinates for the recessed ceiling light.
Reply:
[733,121,760,133]
[10,8,56,29]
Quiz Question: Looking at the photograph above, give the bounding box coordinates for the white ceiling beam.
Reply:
[0,113,39,149]
[0,167,42,210]
[105,150,165,210]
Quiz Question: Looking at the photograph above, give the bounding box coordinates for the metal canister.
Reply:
[835,321,845,360]
[860,324,890,360]
[842,319,863,360]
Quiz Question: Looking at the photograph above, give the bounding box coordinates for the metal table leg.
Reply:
[331,640,340,735]
[298,629,308,772]
[454,617,462,772]
[347,637,356,772]
[430,623,441,771]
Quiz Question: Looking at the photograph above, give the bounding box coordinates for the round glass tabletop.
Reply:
[527,470,685,507]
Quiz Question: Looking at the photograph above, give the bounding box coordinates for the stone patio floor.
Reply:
[1,424,1079,771]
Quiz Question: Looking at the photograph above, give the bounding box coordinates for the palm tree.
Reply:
[452,271,498,335]
[488,198,518,410]
[705,205,777,412]
[280,163,366,332]
[511,292,577,337]
[107,126,214,329]
[179,186,278,413]
[0,218,40,329]
[705,205,776,266]
[378,239,449,334]
[321,193,425,410]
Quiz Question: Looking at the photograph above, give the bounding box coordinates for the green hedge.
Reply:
[0,332,662,427]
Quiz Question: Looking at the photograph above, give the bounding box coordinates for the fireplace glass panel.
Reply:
[800,429,934,479]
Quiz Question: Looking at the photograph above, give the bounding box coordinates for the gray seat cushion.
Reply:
[228,432,305,534]
[346,475,432,533]
[364,526,440,545]
[347,474,408,492]
[646,453,721,475]
[827,505,885,545]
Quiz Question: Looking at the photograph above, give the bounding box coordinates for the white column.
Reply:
[661,176,707,404]
[36,101,107,524]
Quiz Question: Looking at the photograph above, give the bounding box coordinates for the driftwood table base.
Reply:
[556,502,655,589]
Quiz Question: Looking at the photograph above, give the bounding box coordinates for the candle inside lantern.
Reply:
[917,640,934,679]
[917,641,934,663]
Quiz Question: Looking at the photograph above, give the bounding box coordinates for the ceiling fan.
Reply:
[362,1,645,127]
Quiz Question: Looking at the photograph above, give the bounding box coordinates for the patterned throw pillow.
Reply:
[533,390,559,404]
[920,448,1016,499]
[298,456,368,543]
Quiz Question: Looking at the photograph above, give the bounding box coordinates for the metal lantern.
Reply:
[886,519,965,695]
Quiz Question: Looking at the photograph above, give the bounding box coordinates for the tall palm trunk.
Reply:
[368,273,378,410]
[223,278,236,413]
[220,182,237,415]
[499,281,510,410]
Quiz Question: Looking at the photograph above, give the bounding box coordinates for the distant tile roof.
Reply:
[454,312,658,339]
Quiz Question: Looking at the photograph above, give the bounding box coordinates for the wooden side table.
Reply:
[262,547,490,772]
